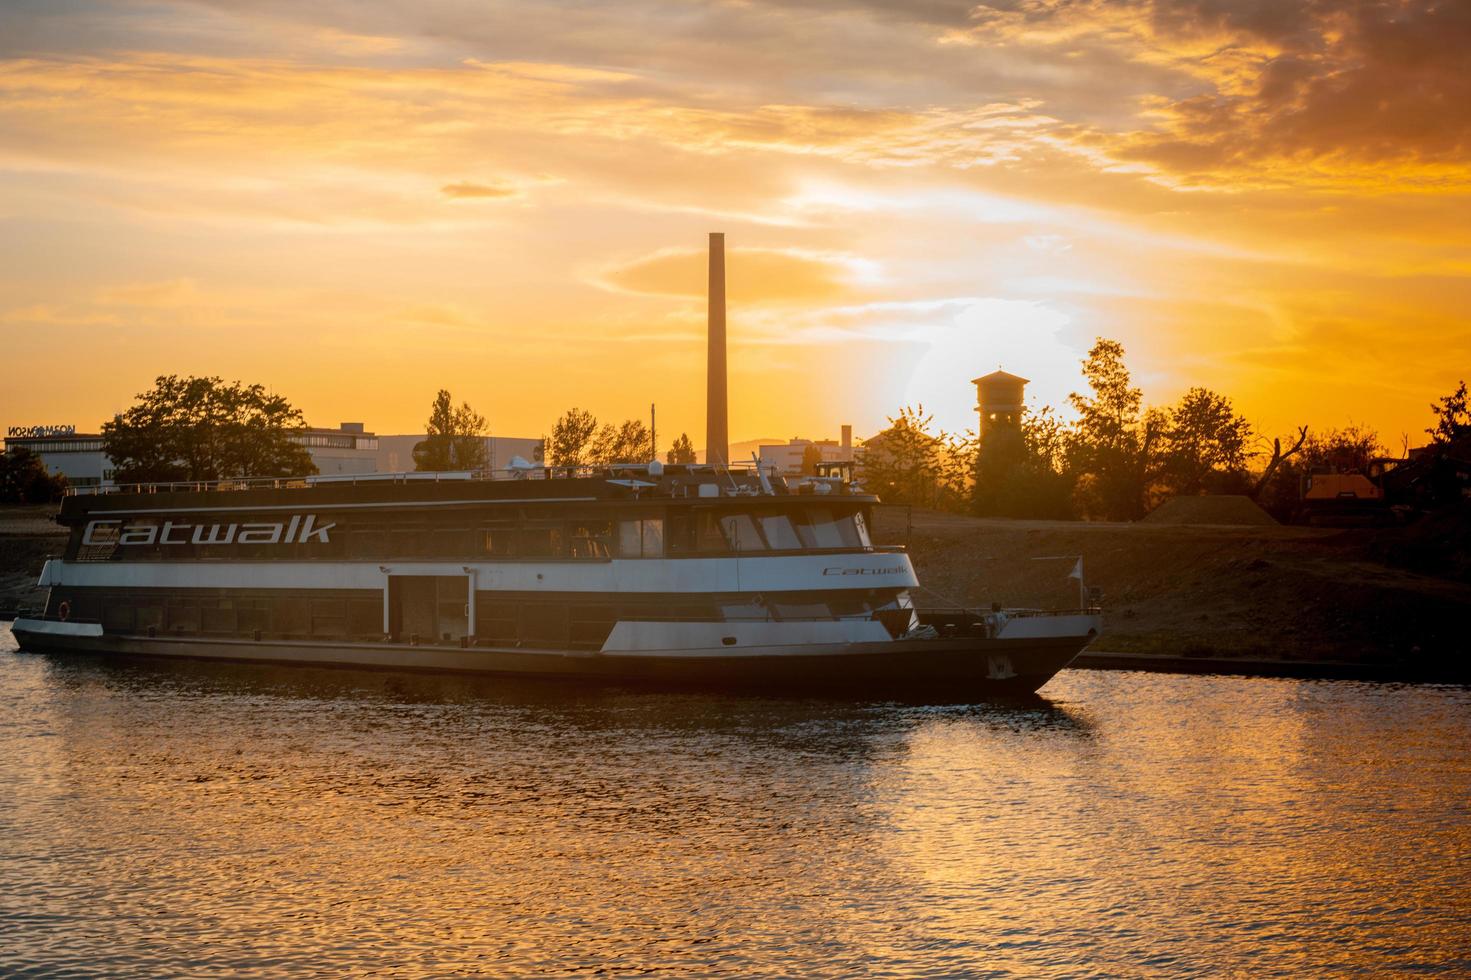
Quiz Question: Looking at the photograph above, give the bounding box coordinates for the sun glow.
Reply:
[0,1,1465,445]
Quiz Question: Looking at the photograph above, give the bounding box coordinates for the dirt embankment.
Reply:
[873,506,1471,664]
[0,506,66,616]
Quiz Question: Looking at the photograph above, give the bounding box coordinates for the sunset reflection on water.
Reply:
[1,629,1467,977]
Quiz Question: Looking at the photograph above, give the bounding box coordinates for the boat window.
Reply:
[391,527,426,558]
[719,600,768,621]
[618,518,664,557]
[347,598,381,637]
[429,526,474,558]
[719,513,766,551]
[481,525,514,557]
[569,520,615,559]
[794,507,864,549]
[694,512,727,552]
[569,604,617,648]
[772,601,829,620]
[165,599,200,634]
[135,604,164,632]
[102,601,134,632]
[757,513,801,550]
[665,511,692,554]
[852,510,872,547]
[794,507,839,548]
[516,526,564,558]
[827,596,874,618]
[310,597,347,637]
[200,600,235,634]
[237,603,268,634]
[274,597,310,635]
[521,602,569,647]
[474,599,518,644]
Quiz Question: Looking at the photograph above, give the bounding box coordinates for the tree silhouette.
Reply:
[589,419,653,465]
[1156,387,1253,495]
[550,408,598,467]
[413,390,487,471]
[666,433,696,464]
[103,375,316,483]
[1428,380,1470,443]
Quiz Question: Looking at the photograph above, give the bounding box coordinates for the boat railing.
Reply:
[65,462,770,497]
[917,604,1103,618]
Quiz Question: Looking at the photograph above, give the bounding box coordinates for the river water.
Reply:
[1,624,1468,978]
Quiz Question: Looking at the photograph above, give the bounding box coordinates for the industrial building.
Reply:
[2,427,111,488]
[758,426,855,476]
[296,423,380,476]
[6,422,382,487]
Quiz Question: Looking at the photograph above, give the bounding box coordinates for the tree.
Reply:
[1428,380,1470,443]
[413,390,487,471]
[589,418,653,466]
[1156,387,1253,496]
[103,375,317,483]
[973,406,1075,519]
[859,406,953,506]
[0,448,67,503]
[800,443,823,476]
[550,408,598,468]
[666,432,696,464]
[1066,339,1152,520]
[1301,426,1383,472]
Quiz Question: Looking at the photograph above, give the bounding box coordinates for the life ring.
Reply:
[57,600,71,622]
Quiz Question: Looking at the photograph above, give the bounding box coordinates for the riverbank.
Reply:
[0,505,63,618]
[873,506,1471,679]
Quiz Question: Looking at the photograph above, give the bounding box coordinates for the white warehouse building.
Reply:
[5,422,383,487]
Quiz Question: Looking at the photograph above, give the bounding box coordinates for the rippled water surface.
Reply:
[2,624,1468,978]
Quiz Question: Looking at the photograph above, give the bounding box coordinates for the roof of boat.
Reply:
[57,465,878,520]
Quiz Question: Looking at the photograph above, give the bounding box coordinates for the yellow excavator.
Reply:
[1299,461,1395,525]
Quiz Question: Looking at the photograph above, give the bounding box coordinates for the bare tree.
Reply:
[1251,425,1308,499]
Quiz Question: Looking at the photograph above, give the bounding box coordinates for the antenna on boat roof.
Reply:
[751,451,773,495]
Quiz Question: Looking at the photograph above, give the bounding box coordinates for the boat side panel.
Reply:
[10,623,1091,694]
[41,553,918,594]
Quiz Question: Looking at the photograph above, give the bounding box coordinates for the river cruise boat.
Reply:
[12,464,1100,695]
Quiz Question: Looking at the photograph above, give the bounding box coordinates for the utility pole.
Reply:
[650,402,657,463]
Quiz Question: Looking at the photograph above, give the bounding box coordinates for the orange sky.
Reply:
[1,0,1467,451]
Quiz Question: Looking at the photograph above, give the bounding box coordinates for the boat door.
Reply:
[389,575,470,643]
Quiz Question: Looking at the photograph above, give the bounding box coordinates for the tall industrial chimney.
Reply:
[706,232,728,468]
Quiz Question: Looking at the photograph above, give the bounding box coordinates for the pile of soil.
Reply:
[1142,494,1278,526]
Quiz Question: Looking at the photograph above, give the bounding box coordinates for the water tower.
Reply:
[972,370,1028,439]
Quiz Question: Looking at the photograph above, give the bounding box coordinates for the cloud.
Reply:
[440,180,517,200]
[0,0,1467,443]
[94,278,201,307]
[598,246,878,305]
[961,0,1471,185]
